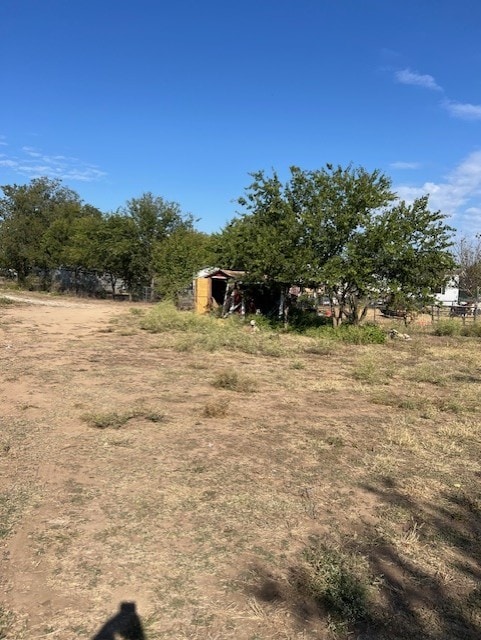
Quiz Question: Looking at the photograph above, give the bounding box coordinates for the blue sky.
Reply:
[1,0,481,236]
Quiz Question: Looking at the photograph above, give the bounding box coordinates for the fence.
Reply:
[430,305,479,325]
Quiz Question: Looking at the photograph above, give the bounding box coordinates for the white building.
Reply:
[434,274,459,306]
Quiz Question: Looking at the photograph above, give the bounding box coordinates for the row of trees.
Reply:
[1,165,477,323]
[0,178,212,299]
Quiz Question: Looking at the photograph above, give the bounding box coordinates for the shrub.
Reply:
[337,323,386,344]
[461,323,481,338]
[433,320,461,336]
[288,307,331,331]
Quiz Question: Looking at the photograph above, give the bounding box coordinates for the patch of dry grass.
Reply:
[81,407,166,429]
[211,370,258,393]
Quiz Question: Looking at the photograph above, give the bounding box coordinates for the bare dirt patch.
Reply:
[1,295,481,639]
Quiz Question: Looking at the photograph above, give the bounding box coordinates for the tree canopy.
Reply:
[0,178,85,284]
[119,193,195,297]
[214,164,456,324]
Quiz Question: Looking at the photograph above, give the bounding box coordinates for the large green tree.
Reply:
[120,193,194,297]
[214,165,455,324]
[319,195,456,324]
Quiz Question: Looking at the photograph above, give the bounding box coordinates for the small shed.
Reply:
[194,268,245,314]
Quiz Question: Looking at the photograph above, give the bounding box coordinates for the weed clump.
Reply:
[82,411,133,429]
[293,539,377,625]
[433,320,481,338]
[0,297,16,306]
[141,302,288,356]
[352,356,394,384]
[82,408,165,429]
[0,605,15,638]
[141,301,213,334]
[211,370,257,393]
[203,400,229,418]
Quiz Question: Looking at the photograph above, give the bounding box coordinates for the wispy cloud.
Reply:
[443,100,481,121]
[394,68,481,124]
[0,145,107,182]
[395,68,442,91]
[396,150,481,233]
[390,161,421,170]
[0,135,7,147]
[22,146,42,157]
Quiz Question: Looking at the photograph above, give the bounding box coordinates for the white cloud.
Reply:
[394,68,481,125]
[390,161,421,170]
[0,159,19,169]
[395,68,442,91]
[396,150,481,233]
[461,206,481,225]
[443,100,481,121]
[22,146,42,157]
[0,145,107,183]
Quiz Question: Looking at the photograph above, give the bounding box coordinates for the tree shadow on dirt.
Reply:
[91,601,145,640]
[249,475,481,639]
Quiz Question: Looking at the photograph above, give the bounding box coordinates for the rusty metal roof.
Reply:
[196,267,245,280]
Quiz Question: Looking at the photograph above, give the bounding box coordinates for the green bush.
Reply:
[337,323,386,344]
[461,323,481,338]
[433,320,461,336]
[287,307,331,331]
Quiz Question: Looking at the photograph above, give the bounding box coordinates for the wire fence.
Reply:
[430,304,479,324]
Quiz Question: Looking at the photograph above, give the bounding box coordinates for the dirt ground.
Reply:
[1,296,156,635]
[1,293,480,639]
[0,294,341,639]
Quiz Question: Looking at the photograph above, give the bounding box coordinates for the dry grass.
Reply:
[1,300,481,639]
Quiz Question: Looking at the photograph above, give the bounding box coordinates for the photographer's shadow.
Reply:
[92,601,145,640]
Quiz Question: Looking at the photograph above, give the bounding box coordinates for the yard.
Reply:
[1,293,480,639]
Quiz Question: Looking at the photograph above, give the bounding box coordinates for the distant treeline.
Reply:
[0,177,215,300]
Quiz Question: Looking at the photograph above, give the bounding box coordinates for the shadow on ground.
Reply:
[91,602,145,640]
[248,475,481,639]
